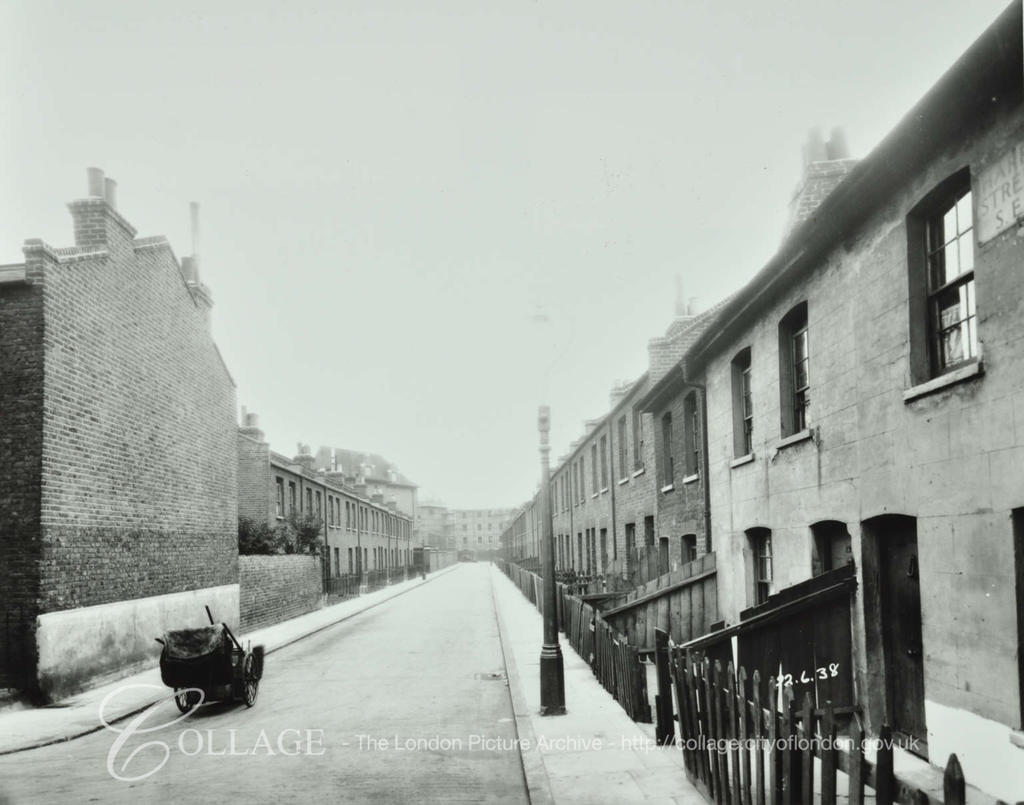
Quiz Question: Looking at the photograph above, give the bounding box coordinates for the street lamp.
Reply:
[538,405,565,715]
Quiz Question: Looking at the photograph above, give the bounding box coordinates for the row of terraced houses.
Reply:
[501,4,1024,800]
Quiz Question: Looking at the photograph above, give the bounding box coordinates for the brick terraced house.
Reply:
[238,413,413,578]
[0,170,238,701]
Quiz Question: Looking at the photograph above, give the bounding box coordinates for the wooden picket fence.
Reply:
[497,559,652,723]
[664,648,1001,805]
[558,583,651,722]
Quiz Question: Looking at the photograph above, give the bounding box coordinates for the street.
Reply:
[0,564,528,805]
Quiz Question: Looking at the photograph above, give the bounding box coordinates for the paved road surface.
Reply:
[0,564,528,805]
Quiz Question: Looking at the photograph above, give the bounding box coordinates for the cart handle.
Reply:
[221,622,244,653]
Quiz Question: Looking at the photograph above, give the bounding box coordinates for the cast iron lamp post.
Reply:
[537,405,566,715]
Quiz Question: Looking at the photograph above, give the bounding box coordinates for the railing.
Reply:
[496,559,652,724]
[322,566,416,598]
[662,650,978,805]
[323,573,362,598]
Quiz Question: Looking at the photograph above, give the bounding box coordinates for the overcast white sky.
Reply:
[0,0,1012,508]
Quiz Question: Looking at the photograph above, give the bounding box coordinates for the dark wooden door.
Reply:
[880,525,927,750]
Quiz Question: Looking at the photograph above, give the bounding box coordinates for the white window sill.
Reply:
[730,453,755,469]
[660,483,675,493]
[777,429,813,451]
[682,473,699,485]
[1010,731,1024,751]
[600,487,609,495]
[591,493,599,500]
[632,467,645,478]
[617,477,629,486]
[903,361,983,403]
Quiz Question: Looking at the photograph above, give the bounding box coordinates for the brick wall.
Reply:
[27,198,238,615]
[0,268,45,689]
[610,378,658,575]
[239,555,322,632]
[651,388,707,566]
[238,431,271,524]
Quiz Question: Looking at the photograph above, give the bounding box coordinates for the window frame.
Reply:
[661,411,675,486]
[617,416,628,479]
[275,477,285,518]
[907,169,980,386]
[599,434,608,489]
[731,347,753,458]
[926,185,977,375]
[747,527,773,605]
[778,302,810,437]
[683,391,700,478]
[632,406,643,471]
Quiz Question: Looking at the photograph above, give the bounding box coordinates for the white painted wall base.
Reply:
[925,698,1024,803]
[36,584,239,700]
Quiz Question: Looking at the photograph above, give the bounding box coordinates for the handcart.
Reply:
[156,606,264,713]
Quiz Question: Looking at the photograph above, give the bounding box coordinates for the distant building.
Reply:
[239,415,412,577]
[312,447,417,524]
[415,501,452,550]
[449,508,518,557]
[0,170,237,701]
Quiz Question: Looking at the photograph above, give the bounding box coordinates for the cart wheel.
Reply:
[242,654,259,707]
[174,688,202,714]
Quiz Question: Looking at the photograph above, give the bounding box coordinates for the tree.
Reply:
[282,510,324,555]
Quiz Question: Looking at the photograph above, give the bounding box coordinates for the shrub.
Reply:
[238,516,282,555]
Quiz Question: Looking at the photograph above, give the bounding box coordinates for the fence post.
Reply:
[943,754,965,805]
[752,670,765,805]
[820,700,836,805]
[767,677,779,805]
[876,725,894,805]
[714,661,731,805]
[847,713,864,805]
[737,666,752,805]
[654,628,675,746]
[800,692,813,805]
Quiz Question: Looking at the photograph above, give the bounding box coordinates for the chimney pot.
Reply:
[87,167,105,198]
[826,127,849,160]
[189,202,200,257]
[104,178,117,210]
[803,128,827,166]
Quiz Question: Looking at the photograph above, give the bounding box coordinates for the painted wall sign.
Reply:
[976,142,1024,244]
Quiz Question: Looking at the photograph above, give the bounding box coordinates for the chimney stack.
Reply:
[238,406,265,441]
[785,127,858,238]
[182,201,213,311]
[70,167,136,249]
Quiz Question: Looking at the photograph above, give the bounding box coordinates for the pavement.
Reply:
[489,563,705,805]
[0,564,458,756]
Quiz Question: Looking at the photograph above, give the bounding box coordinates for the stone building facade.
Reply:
[682,7,1024,792]
[0,170,237,700]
